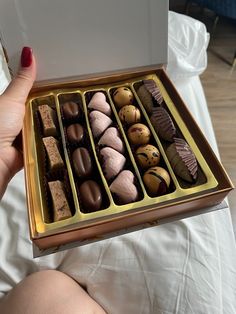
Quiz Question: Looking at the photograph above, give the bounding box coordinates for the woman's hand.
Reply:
[0,47,36,198]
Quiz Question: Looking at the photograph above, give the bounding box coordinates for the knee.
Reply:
[15,269,78,293]
[0,270,106,314]
[8,269,77,302]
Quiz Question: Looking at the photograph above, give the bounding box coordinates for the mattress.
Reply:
[0,12,236,314]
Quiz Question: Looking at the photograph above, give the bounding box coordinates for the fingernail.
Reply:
[21,47,33,67]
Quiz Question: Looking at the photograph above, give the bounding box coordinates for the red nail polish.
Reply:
[21,47,33,67]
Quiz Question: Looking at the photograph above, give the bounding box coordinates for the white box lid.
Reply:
[0,0,168,82]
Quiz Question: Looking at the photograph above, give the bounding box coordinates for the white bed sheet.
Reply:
[0,12,236,314]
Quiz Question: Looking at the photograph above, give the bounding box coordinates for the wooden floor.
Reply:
[201,19,236,233]
[170,2,236,234]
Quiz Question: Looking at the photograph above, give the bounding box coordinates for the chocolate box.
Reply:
[0,1,233,257]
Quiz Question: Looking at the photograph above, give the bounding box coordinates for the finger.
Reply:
[3,47,37,104]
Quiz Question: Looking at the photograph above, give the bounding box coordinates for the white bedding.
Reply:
[0,12,236,314]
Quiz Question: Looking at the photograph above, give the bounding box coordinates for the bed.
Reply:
[0,12,236,314]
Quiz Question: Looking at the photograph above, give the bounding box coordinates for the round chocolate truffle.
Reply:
[143,166,170,196]
[113,87,134,108]
[135,144,160,169]
[127,123,151,146]
[66,123,84,145]
[62,101,80,120]
[72,147,92,178]
[79,180,102,212]
[118,105,141,125]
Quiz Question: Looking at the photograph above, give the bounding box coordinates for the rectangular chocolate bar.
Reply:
[48,181,72,221]
[43,137,64,171]
[38,104,58,137]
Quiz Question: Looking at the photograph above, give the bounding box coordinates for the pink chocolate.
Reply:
[90,111,112,138]
[88,92,112,116]
[98,127,124,154]
[100,147,126,180]
[110,170,138,204]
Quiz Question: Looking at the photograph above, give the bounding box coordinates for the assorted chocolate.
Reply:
[38,104,74,222]
[37,97,110,219]
[112,86,171,197]
[35,77,201,223]
[135,79,199,184]
[87,92,139,205]
[61,96,111,214]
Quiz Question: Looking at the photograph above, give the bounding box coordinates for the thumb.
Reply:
[4,47,36,103]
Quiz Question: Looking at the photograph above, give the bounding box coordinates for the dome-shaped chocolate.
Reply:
[143,166,170,196]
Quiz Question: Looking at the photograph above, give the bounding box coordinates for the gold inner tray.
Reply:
[24,74,218,237]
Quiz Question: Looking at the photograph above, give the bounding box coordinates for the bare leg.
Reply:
[0,270,106,314]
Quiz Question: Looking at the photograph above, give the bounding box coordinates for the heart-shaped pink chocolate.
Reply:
[98,127,124,154]
[100,147,126,180]
[90,111,112,138]
[88,92,112,116]
[110,170,138,204]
